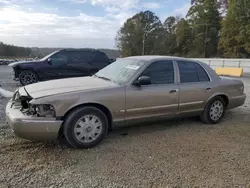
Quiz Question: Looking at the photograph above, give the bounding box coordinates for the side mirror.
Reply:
[134,76,151,86]
[47,58,52,65]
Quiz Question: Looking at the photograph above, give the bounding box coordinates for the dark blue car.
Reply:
[9,49,112,86]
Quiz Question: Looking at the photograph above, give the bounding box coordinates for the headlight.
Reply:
[29,104,56,117]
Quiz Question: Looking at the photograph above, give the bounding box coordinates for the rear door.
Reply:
[66,51,96,77]
[176,60,213,114]
[89,51,111,74]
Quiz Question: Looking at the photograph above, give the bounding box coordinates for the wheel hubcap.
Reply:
[210,101,224,121]
[73,115,102,143]
[20,72,37,85]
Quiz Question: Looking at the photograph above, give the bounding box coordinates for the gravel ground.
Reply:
[0,65,250,188]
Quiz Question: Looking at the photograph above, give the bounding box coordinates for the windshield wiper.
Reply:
[94,75,121,84]
[94,75,111,81]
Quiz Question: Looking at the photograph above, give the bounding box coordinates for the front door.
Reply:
[125,60,179,122]
[176,60,213,114]
[41,51,69,80]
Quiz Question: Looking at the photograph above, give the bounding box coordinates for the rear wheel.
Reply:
[19,70,38,86]
[201,96,226,124]
[63,106,108,149]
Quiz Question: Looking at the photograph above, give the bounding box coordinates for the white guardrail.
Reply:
[192,58,250,75]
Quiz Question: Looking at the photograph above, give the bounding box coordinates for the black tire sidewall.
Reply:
[19,70,38,86]
[63,107,108,149]
[205,97,226,124]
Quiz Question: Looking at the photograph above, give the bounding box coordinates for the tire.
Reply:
[201,96,226,124]
[63,106,109,149]
[19,70,38,86]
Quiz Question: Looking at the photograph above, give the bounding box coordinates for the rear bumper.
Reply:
[228,94,246,109]
[6,100,62,141]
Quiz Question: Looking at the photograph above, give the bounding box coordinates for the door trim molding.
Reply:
[120,104,178,113]
[179,101,204,106]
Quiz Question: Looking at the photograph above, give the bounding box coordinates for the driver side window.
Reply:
[140,60,175,85]
[50,52,68,65]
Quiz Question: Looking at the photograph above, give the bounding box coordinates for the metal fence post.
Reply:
[209,60,211,66]
[222,60,225,68]
[238,60,241,68]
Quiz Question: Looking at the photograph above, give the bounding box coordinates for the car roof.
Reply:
[125,55,198,62]
[123,55,219,81]
[60,48,103,53]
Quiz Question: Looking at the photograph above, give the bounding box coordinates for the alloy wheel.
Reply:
[20,71,37,85]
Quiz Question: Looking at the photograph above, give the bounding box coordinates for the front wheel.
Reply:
[201,96,226,124]
[63,106,108,149]
[19,70,38,86]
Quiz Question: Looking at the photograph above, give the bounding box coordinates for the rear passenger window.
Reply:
[177,61,210,83]
[140,61,174,84]
[68,51,95,64]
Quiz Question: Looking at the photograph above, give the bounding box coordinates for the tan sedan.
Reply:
[6,56,246,148]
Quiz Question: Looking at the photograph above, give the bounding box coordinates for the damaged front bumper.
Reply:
[5,89,63,141]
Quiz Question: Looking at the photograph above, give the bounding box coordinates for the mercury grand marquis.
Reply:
[6,56,246,148]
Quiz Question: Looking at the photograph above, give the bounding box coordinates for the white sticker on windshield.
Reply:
[126,65,140,70]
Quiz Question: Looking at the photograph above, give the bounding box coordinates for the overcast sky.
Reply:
[0,0,190,49]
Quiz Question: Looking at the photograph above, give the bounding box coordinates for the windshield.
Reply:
[40,51,59,61]
[94,58,147,85]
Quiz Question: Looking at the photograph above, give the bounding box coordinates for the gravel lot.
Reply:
[0,65,250,188]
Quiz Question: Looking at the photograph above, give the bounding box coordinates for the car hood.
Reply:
[24,76,119,99]
[8,60,40,67]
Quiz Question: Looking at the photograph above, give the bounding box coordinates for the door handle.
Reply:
[206,87,212,91]
[169,89,179,93]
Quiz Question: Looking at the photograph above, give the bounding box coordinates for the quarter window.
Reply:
[177,61,210,83]
[68,51,95,64]
[93,52,109,63]
[140,61,174,84]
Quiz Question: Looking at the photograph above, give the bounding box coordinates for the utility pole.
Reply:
[142,26,156,55]
[142,22,149,56]
[204,23,208,58]
[142,32,146,55]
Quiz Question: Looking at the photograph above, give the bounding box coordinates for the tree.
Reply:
[162,16,179,55]
[116,10,162,57]
[115,0,248,58]
[0,41,31,58]
[187,0,221,57]
[115,20,140,57]
[175,19,193,56]
[218,0,250,57]
[237,0,250,55]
